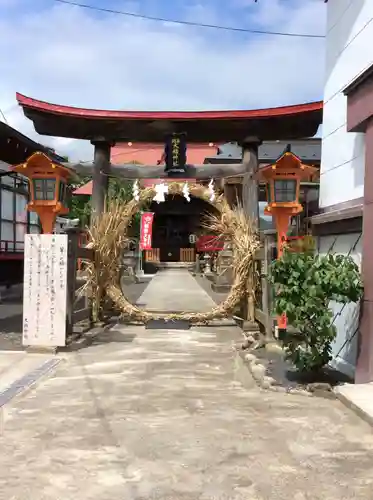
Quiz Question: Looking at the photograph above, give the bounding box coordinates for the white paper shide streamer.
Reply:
[208,179,215,202]
[182,182,191,202]
[153,182,169,203]
[133,180,140,201]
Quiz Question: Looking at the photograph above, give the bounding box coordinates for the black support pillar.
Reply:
[91,141,111,215]
[241,137,261,226]
[240,137,261,328]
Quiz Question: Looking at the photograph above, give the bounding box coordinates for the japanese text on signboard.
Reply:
[165,133,187,173]
[23,234,68,347]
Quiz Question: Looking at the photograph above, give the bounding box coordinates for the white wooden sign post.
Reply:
[23,234,68,347]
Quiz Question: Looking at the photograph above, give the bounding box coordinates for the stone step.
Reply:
[136,268,215,313]
[157,262,194,269]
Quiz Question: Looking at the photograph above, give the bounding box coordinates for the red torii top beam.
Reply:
[15,93,323,143]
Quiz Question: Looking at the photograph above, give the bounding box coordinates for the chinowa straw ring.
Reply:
[83,182,261,324]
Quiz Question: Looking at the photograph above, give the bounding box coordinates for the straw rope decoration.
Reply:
[83,182,261,324]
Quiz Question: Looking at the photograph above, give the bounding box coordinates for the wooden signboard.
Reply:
[23,234,68,347]
[164,133,187,174]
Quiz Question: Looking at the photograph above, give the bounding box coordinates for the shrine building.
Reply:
[72,139,321,268]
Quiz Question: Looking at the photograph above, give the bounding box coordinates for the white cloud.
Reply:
[0,0,326,161]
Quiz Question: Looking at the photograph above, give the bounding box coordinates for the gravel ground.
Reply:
[0,276,153,352]
[253,345,353,392]
[0,297,23,350]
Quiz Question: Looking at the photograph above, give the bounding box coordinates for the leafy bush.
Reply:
[68,177,142,235]
[270,251,363,372]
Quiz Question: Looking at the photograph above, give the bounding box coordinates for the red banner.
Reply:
[196,235,224,252]
[140,212,154,250]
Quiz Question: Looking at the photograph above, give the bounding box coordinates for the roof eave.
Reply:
[16,93,323,121]
[343,63,373,96]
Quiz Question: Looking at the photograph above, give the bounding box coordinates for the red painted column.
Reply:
[274,210,291,330]
[275,211,291,259]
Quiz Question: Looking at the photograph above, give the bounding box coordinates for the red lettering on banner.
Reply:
[140,212,154,250]
[196,235,224,252]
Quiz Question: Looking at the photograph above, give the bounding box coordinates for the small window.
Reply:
[45,179,56,200]
[33,179,44,200]
[58,180,66,203]
[274,179,296,203]
[266,184,272,203]
[33,178,56,201]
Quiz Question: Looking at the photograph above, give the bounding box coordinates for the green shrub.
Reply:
[270,251,363,372]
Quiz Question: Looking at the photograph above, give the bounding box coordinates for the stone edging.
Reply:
[0,358,62,409]
[333,386,373,427]
[63,321,115,351]
[240,327,337,397]
[238,350,313,397]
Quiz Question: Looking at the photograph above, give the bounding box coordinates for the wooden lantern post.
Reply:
[258,148,318,330]
[11,152,76,234]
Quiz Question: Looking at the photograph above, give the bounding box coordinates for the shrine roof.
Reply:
[73,143,215,195]
[111,142,217,165]
[0,120,65,166]
[16,93,323,143]
[74,180,92,196]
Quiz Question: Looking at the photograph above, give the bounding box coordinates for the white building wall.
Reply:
[317,0,371,378]
[317,233,362,379]
[320,0,373,208]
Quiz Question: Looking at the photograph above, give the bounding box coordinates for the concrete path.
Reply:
[136,269,215,312]
[0,353,58,395]
[0,322,372,499]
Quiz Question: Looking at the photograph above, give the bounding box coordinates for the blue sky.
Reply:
[0,0,326,159]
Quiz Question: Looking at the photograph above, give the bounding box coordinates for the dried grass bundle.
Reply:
[84,182,261,324]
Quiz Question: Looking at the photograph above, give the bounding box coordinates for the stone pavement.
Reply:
[0,352,59,396]
[136,269,215,312]
[335,382,373,426]
[0,324,373,499]
[0,270,372,499]
[0,352,61,415]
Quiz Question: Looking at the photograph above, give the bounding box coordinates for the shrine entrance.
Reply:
[14,93,323,331]
[149,194,218,265]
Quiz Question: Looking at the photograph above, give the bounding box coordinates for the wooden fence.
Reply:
[253,235,276,339]
[180,248,195,262]
[145,248,160,263]
[66,229,94,336]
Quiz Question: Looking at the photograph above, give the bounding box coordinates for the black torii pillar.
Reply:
[212,137,261,300]
[240,137,261,330]
[241,137,261,224]
[91,140,111,216]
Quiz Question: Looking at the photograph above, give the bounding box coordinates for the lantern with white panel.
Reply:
[11,151,77,234]
[10,152,77,348]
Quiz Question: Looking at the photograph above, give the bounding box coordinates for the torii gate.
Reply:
[15,93,322,224]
